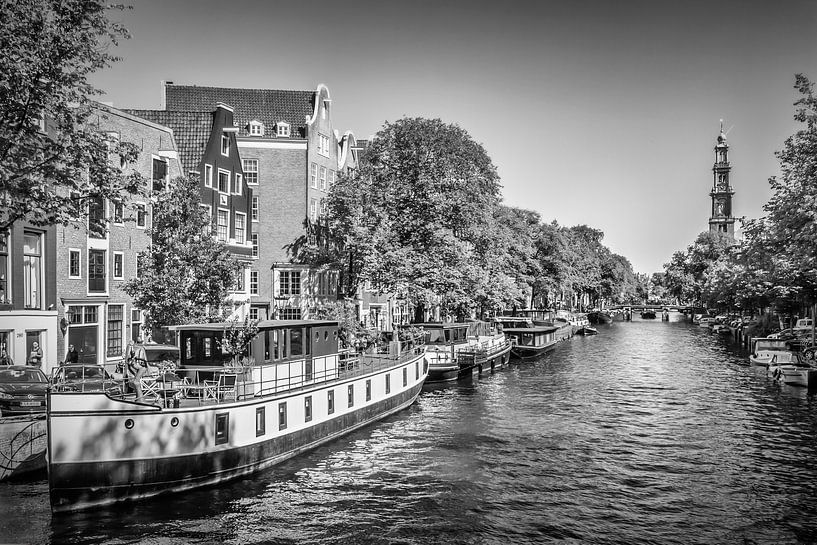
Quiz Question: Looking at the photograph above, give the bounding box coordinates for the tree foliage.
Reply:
[0,0,141,232]
[123,176,240,333]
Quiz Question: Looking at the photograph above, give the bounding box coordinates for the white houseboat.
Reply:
[47,319,427,513]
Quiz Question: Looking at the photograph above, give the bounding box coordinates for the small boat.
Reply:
[576,326,598,336]
[698,317,716,327]
[587,311,613,325]
[418,322,493,383]
[47,319,428,513]
[767,351,813,386]
[749,337,797,366]
[640,310,657,319]
[499,320,559,359]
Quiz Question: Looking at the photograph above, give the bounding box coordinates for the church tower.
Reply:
[709,122,735,238]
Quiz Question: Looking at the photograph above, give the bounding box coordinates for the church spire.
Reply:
[709,122,735,238]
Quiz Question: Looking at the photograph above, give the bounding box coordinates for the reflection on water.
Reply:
[2,319,817,544]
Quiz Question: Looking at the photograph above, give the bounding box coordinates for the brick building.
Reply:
[124,103,255,321]
[53,104,183,367]
[154,83,355,321]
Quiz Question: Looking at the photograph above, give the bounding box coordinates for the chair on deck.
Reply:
[139,377,161,401]
[203,373,238,402]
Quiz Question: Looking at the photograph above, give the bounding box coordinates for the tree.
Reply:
[0,0,140,232]
[219,316,259,366]
[124,175,240,335]
[322,117,503,321]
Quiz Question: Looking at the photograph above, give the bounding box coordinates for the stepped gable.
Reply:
[164,85,315,138]
[123,110,212,174]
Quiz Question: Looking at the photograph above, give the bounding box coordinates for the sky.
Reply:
[91,0,817,274]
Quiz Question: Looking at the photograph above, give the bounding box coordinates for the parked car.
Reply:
[52,364,123,395]
[0,365,49,416]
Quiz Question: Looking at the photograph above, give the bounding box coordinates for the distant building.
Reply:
[709,123,735,238]
[54,105,183,368]
[155,83,356,321]
[125,103,255,321]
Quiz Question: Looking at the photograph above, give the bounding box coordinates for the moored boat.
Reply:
[47,319,427,513]
[577,325,598,336]
[640,309,657,319]
[749,337,797,366]
[418,322,484,383]
[501,322,558,359]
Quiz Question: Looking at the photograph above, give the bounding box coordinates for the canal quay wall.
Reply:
[0,414,46,481]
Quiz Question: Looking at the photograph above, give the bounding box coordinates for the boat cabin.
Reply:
[414,323,472,346]
[503,325,558,348]
[493,316,535,329]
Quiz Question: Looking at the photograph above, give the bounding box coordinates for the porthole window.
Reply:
[170,417,179,427]
[124,419,134,429]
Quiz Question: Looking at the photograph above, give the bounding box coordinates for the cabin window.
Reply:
[366,379,371,401]
[304,396,312,422]
[415,361,419,380]
[204,337,212,357]
[256,407,265,437]
[305,359,313,381]
[403,367,407,387]
[278,402,287,430]
[264,330,270,361]
[290,328,303,356]
[385,374,391,394]
[328,390,335,414]
[185,338,192,360]
[347,384,354,407]
[215,413,229,445]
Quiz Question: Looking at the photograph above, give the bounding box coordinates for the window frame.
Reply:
[68,248,82,279]
[347,384,354,408]
[250,270,259,295]
[278,402,287,430]
[234,212,247,245]
[221,134,230,157]
[87,248,107,295]
[134,202,147,229]
[216,208,230,242]
[242,159,258,185]
[249,121,264,137]
[251,196,259,221]
[205,164,213,188]
[251,233,258,257]
[112,251,124,280]
[217,169,230,194]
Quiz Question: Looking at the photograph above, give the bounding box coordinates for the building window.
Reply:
[88,197,105,239]
[280,307,301,320]
[0,235,9,304]
[347,384,354,407]
[279,271,301,296]
[304,396,312,422]
[218,171,229,194]
[251,196,259,221]
[88,249,106,293]
[152,158,167,192]
[318,134,330,157]
[249,121,264,137]
[221,134,230,156]
[319,166,327,191]
[113,252,124,279]
[243,159,258,185]
[235,212,246,244]
[234,173,242,195]
[328,390,335,414]
[215,413,229,445]
[23,232,42,309]
[329,170,336,188]
[131,308,142,343]
[278,402,287,430]
[135,203,146,228]
[309,199,317,222]
[276,122,290,137]
[107,304,124,357]
[385,374,390,394]
[310,163,318,188]
[250,271,259,295]
[365,379,371,401]
[113,202,123,224]
[69,249,81,279]
[320,199,327,217]
[217,209,229,242]
[205,164,213,187]
[249,307,260,320]
[252,233,258,257]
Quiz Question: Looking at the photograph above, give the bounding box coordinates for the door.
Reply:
[69,326,98,364]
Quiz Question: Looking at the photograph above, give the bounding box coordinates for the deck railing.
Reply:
[52,344,427,408]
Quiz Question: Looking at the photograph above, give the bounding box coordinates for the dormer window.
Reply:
[249,121,264,137]
[276,121,290,138]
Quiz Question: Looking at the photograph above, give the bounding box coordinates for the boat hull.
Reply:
[510,341,557,360]
[48,354,427,513]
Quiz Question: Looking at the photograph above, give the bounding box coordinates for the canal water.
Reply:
[3,317,817,544]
